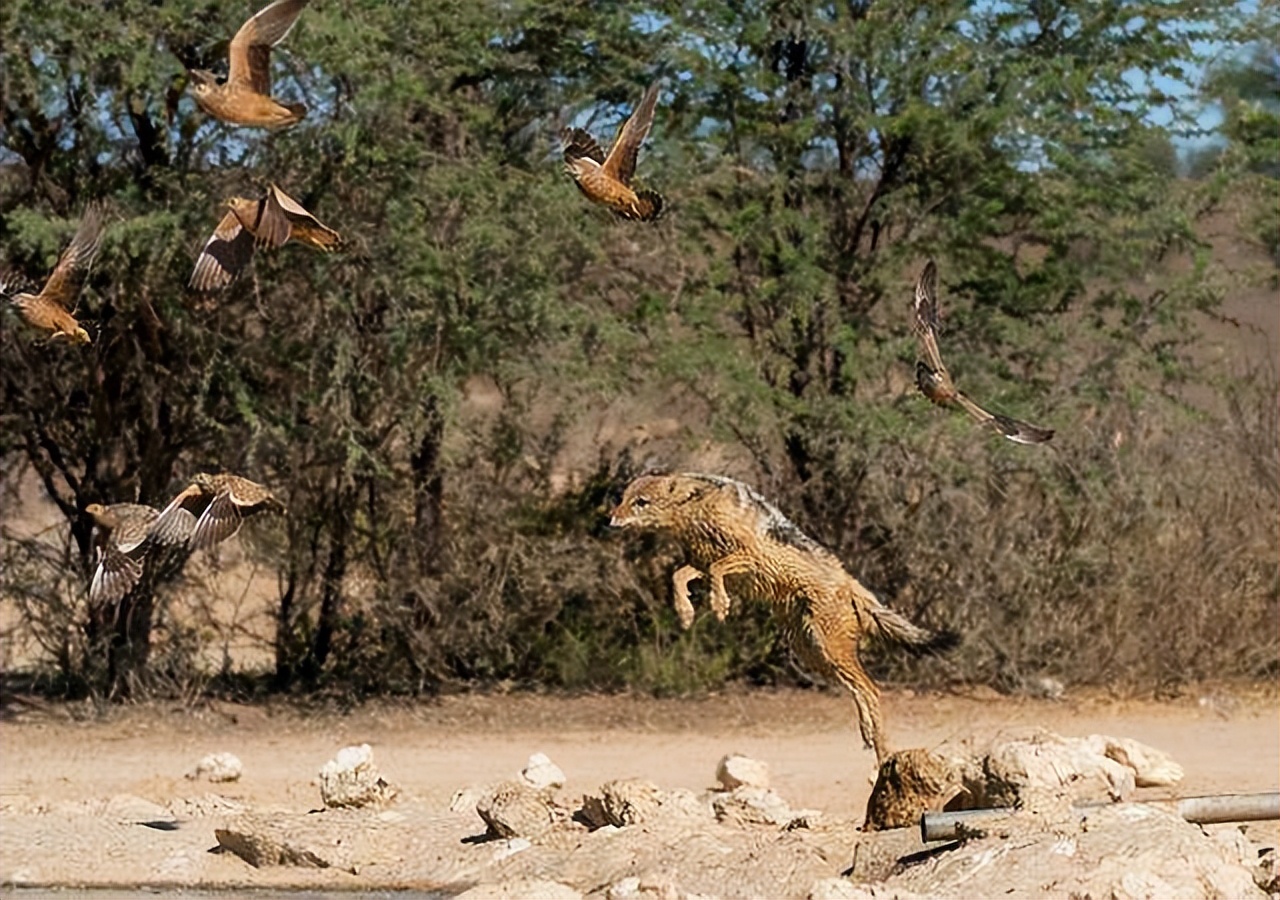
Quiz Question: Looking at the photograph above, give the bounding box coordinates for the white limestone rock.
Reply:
[318,744,398,809]
[1083,734,1185,787]
[712,785,796,828]
[715,753,770,790]
[521,752,567,790]
[188,751,243,783]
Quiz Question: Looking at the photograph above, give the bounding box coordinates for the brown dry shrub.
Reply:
[793,372,1280,690]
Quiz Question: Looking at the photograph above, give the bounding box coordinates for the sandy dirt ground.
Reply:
[1,684,1277,894]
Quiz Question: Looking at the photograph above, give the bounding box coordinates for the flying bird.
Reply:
[561,81,664,221]
[6,204,105,345]
[152,473,286,553]
[84,502,194,605]
[911,260,1055,445]
[189,183,343,292]
[187,0,310,129]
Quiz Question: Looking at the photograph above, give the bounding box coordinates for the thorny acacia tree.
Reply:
[1193,42,1280,264]
[1,0,677,695]
[651,0,1260,513]
[1,0,1275,696]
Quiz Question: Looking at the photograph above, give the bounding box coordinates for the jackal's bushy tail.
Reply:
[869,606,959,654]
[855,582,959,654]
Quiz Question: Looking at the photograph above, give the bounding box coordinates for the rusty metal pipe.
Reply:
[921,792,1280,843]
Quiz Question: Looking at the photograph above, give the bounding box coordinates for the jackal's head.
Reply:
[610,473,708,530]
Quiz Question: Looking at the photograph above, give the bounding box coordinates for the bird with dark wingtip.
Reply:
[5,204,105,345]
[186,0,311,129]
[189,183,344,292]
[84,502,194,605]
[152,473,286,553]
[561,81,664,222]
[911,260,1055,445]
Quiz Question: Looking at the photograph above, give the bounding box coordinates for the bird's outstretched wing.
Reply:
[151,485,207,545]
[191,491,246,552]
[952,391,1055,444]
[190,210,256,292]
[149,506,198,547]
[602,81,660,185]
[249,185,296,248]
[911,259,947,377]
[228,0,310,93]
[41,203,106,311]
[561,127,607,164]
[911,261,1054,445]
[90,547,146,605]
[86,503,157,604]
[266,184,343,251]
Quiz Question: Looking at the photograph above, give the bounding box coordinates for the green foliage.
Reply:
[1,0,1274,698]
[1195,42,1280,265]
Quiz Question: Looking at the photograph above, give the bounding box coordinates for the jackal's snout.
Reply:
[608,497,640,528]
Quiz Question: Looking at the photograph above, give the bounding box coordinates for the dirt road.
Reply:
[1,686,1276,892]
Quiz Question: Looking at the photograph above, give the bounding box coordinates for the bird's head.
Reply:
[186,69,220,97]
[85,503,107,519]
[914,361,948,400]
[191,472,222,493]
[224,196,257,220]
[46,321,92,344]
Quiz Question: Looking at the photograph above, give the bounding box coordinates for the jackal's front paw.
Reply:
[710,587,731,622]
[674,596,695,630]
[671,564,701,630]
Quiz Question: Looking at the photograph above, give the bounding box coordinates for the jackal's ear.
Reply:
[683,482,713,504]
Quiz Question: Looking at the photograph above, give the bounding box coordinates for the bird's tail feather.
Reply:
[633,190,663,222]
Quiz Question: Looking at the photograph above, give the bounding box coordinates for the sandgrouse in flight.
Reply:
[189,183,343,292]
[5,204,105,344]
[561,81,664,221]
[152,473,286,553]
[84,502,194,605]
[187,0,311,129]
[911,260,1054,444]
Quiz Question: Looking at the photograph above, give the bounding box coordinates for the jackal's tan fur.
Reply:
[611,472,955,763]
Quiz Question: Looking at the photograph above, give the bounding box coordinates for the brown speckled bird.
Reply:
[189,183,343,292]
[84,502,194,605]
[188,0,310,129]
[476,781,567,839]
[152,473,286,552]
[7,204,105,344]
[611,472,956,763]
[912,260,1054,445]
[561,81,664,221]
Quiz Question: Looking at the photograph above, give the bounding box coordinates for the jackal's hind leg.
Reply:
[671,564,703,630]
[793,607,888,764]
